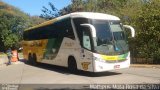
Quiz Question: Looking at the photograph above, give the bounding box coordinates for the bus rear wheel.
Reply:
[68,57,77,73]
[28,53,38,65]
[32,54,38,65]
[28,53,32,64]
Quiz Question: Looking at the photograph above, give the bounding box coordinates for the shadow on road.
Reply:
[20,59,121,77]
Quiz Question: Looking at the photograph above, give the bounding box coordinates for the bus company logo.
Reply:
[81,62,91,71]
[65,42,74,47]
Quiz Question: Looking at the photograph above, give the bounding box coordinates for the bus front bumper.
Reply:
[93,59,130,72]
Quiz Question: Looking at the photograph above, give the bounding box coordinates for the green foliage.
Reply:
[0,1,45,51]
[0,10,26,49]
[116,0,160,63]
[40,2,60,20]
[135,0,160,62]
[29,16,46,27]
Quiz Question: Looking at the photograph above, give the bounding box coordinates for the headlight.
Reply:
[93,56,106,63]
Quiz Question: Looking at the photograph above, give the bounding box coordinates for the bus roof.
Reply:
[71,12,120,20]
[25,12,120,31]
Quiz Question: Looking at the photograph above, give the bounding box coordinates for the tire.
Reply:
[28,53,32,64]
[32,54,38,65]
[68,57,77,73]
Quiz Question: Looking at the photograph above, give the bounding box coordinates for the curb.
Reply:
[130,64,160,69]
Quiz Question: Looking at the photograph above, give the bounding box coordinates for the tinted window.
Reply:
[73,18,89,46]
[73,18,93,50]
[82,28,92,50]
[23,18,75,40]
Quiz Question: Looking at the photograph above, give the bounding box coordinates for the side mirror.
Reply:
[123,25,135,37]
[80,24,97,46]
[80,24,96,37]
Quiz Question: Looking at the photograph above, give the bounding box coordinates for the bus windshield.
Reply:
[91,20,128,55]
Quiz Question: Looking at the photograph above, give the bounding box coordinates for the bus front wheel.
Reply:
[68,57,77,73]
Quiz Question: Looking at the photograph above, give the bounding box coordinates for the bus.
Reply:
[23,12,135,72]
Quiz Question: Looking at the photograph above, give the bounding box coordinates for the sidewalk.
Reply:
[130,64,160,69]
[0,53,24,67]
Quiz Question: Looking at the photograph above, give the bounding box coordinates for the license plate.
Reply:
[114,65,120,69]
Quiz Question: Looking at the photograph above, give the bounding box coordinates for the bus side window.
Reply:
[54,18,75,40]
[73,18,90,49]
[82,28,91,50]
[65,19,75,40]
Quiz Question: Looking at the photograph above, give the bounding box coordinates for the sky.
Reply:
[2,0,71,16]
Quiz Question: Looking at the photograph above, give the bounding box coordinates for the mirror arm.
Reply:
[124,25,135,37]
[80,24,97,46]
[80,24,96,37]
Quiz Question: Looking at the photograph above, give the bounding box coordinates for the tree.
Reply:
[40,2,60,20]
[40,0,87,19]
[0,1,28,51]
[29,16,46,27]
[0,1,46,51]
[135,0,160,63]
[0,10,27,50]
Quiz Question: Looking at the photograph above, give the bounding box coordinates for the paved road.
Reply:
[0,61,160,89]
